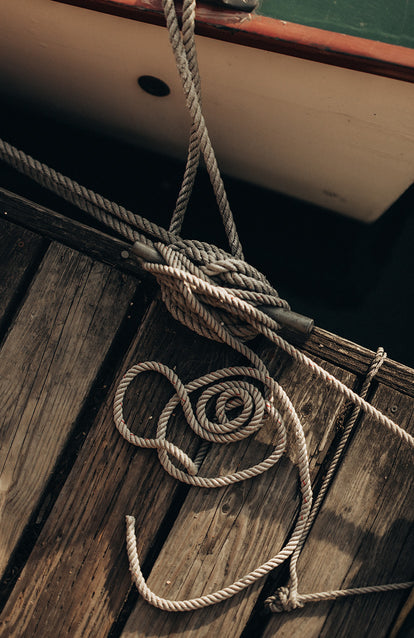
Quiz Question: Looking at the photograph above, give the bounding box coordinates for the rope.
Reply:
[119,0,414,612]
[267,582,414,613]
[161,0,244,259]
[0,0,412,616]
[168,0,201,235]
[266,348,413,612]
[280,348,387,607]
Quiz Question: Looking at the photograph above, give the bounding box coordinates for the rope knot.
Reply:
[265,586,304,613]
[142,240,290,344]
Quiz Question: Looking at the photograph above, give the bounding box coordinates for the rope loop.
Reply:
[1,0,413,619]
[143,242,290,343]
[114,361,287,487]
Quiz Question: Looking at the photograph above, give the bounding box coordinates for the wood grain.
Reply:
[0,242,137,579]
[0,301,239,637]
[0,189,145,281]
[0,300,354,637]
[120,356,354,637]
[301,329,414,398]
[262,385,414,638]
[0,218,46,327]
[2,188,412,398]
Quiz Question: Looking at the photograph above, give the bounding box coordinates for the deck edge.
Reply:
[1,187,413,397]
[53,0,414,83]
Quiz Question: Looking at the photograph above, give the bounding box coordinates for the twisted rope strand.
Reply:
[265,348,397,612]
[168,0,201,234]
[0,138,173,247]
[0,0,412,617]
[162,0,244,259]
[267,582,414,613]
[118,245,412,612]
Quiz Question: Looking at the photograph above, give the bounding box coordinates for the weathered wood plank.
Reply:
[0,188,144,280]
[262,385,414,638]
[0,301,238,636]
[389,587,414,637]
[0,241,138,579]
[120,358,354,637]
[2,188,412,398]
[0,300,355,638]
[300,329,414,398]
[0,218,46,327]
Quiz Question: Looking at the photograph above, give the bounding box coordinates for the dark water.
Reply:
[1,97,413,368]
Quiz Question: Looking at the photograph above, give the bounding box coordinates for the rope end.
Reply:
[264,586,304,613]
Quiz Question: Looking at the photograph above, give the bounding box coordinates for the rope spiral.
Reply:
[114,363,287,487]
[0,0,412,618]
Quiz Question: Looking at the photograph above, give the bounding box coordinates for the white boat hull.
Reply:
[0,0,413,221]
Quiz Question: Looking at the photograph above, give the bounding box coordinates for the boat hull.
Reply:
[0,0,413,221]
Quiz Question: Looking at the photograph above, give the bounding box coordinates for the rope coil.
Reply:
[146,242,290,342]
[0,0,412,618]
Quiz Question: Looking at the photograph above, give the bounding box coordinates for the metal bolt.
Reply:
[120,250,130,260]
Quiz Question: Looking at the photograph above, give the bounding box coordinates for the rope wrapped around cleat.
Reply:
[0,0,412,617]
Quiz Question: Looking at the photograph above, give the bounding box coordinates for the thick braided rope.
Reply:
[162,0,244,259]
[118,251,413,611]
[168,0,201,234]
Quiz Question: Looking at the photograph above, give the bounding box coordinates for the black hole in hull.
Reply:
[138,75,170,97]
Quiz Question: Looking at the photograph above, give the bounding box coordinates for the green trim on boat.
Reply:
[258,0,414,49]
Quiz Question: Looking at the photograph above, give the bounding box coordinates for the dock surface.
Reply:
[0,190,413,637]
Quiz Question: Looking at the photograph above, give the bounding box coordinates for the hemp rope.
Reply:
[0,0,412,615]
[266,348,413,612]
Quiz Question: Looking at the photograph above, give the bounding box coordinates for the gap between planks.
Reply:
[0,219,48,344]
[1,187,413,397]
[1,296,359,637]
[261,384,414,638]
[0,226,140,584]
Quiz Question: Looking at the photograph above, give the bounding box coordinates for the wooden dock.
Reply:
[0,188,413,637]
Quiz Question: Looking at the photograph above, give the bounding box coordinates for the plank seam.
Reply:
[0,280,154,614]
[0,235,49,348]
[242,371,382,634]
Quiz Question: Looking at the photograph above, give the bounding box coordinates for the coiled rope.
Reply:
[0,0,412,615]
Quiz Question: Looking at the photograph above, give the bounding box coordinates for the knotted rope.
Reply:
[118,0,414,612]
[0,0,412,616]
[267,581,414,613]
[266,347,413,613]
